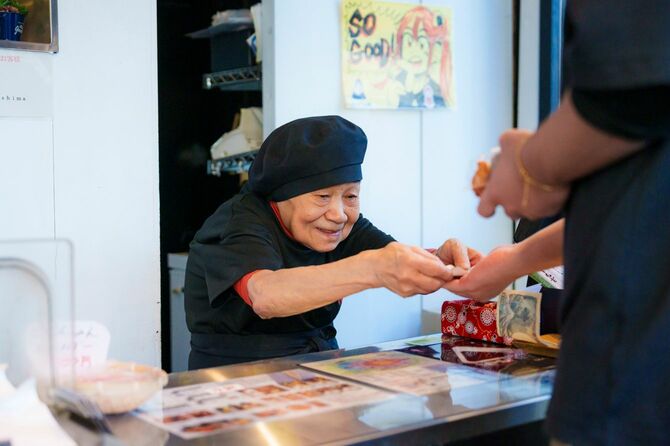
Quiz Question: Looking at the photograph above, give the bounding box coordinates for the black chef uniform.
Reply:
[545,1,670,444]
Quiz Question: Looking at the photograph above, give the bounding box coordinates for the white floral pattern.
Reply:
[445,306,457,323]
[479,308,495,326]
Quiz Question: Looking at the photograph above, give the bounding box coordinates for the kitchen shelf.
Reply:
[207,149,259,176]
[203,65,261,91]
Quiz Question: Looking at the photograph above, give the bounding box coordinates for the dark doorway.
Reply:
[157,0,261,370]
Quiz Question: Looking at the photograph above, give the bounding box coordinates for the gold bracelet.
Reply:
[515,144,557,208]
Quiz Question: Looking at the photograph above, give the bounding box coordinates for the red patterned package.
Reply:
[441,299,513,346]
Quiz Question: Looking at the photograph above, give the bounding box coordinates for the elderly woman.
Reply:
[185,116,477,370]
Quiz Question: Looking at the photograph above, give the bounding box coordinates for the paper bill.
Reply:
[496,290,542,344]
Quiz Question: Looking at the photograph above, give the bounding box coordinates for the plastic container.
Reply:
[74,361,168,415]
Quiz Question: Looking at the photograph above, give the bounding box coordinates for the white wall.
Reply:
[0,117,55,239]
[0,2,160,366]
[264,0,514,348]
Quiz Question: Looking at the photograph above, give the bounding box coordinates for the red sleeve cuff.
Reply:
[233,271,259,307]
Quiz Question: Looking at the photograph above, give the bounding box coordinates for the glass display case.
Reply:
[0,239,74,399]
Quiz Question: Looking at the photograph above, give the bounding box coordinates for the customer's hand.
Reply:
[373,242,456,297]
[477,129,570,220]
[444,245,522,301]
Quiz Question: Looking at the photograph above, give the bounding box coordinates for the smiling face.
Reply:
[275,182,361,252]
[399,23,430,76]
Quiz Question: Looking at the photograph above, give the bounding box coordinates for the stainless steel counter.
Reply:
[103,335,555,445]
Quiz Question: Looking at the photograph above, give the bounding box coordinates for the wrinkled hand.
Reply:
[375,242,456,297]
[444,245,522,301]
[477,129,570,220]
[434,238,483,276]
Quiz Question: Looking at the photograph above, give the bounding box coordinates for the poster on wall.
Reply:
[0,0,58,53]
[341,0,455,110]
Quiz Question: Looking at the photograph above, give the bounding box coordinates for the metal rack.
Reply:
[187,21,261,175]
[203,65,261,91]
[207,149,258,176]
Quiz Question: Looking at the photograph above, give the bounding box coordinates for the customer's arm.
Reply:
[445,219,564,301]
[520,91,646,185]
[478,91,648,220]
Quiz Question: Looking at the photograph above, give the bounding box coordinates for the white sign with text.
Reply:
[0,49,52,117]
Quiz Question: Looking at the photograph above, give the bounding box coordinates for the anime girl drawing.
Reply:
[390,6,453,109]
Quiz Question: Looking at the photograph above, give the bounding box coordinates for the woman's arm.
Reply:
[445,219,564,301]
[248,241,460,319]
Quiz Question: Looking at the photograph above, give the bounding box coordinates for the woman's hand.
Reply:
[477,129,570,220]
[444,245,523,301]
[373,242,455,297]
[434,238,483,275]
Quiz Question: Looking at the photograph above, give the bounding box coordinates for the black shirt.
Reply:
[546,1,670,444]
[185,191,394,337]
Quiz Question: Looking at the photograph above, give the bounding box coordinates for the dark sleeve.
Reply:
[190,222,283,306]
[513,215,563,244]
[572,87,670,141]
[564,0,670,89]
[338,214,395,256]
